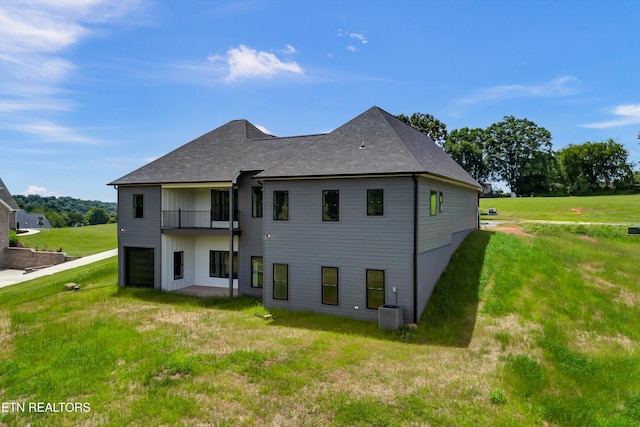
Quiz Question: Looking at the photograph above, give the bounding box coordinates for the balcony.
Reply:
[162,210,239,235]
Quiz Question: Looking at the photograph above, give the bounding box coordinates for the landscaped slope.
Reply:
[1,225,638,426]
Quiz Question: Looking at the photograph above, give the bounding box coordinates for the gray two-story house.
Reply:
[109,107,481,324]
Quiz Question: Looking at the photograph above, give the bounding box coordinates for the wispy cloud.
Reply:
[579,104,640,129]
[0,0,145,142]
[208,45,303,82]
[337,29,368,52]
[461,76,579,104]
[4,121,99,144]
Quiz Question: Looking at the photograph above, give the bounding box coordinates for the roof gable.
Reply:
[109,107,480,190]
[256,107,481,188]
[0,178,20,210]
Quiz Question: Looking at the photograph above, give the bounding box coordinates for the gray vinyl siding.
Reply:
[415,229,472,321]
[262,177,415,323]
[237,173,264,297]
[415,176,478,321]
[417,176,477,253]
[117,185,162,289]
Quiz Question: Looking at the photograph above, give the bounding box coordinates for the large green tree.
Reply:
[485,116,553,195]
[396,112,448,147]
[557,139,635,193]
[443,127,489,182]
[85,207,110,225]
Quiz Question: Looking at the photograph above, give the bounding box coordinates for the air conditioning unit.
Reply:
[378,305,403,330]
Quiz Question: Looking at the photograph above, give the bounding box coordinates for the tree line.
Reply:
[13,194,117,228]
[397,113,639,196]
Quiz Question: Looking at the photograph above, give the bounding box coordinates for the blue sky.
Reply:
[1,0,639,203]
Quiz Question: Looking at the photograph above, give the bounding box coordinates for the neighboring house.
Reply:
[109,107,482,324]
[16,210,53,229]
[0,178,20,268]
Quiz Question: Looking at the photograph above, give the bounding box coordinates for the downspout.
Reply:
[229,172,241,297]
[412,174,418,324]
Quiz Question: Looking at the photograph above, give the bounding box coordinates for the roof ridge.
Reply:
[374,108,426,172]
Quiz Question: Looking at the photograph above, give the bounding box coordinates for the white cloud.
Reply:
[0,0,144,141]
[209,45,303,82]
[279,44,296,54]
[338,29,368,45]
[579,104,640,129]
[338,29,368,52]
[461,76,579,104]
[5,121,98,144]
[22,185,58,197]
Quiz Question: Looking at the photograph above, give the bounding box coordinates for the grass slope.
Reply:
[479,194,640,223]
[1,225,638,426]
[16,223,117,257]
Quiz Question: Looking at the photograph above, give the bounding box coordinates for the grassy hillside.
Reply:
[479,194,640,223]
[16,223,117,257]
[1,225,638,426]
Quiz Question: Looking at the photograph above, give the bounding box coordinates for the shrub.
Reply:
[9,229,19,247]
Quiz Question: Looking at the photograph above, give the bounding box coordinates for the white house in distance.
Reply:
[109,107,481,324]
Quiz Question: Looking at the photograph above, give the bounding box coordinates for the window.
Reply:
[133,194,144,218]
[322,267,339,305]
[322,190,339,221]
[439,191,444,213]
[251,256,263,288]
[430,191,438,216]
[366,269,385,309]
[273,264,288,300]
[211,189,238,221]
[367,189,384,216]
[209,251,238,279]
[173,251,184,280]
[252,187,263,218]
[273,191,289,221]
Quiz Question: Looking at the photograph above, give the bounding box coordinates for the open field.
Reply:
[16,223,117,257]
[480,194,640,223]
[1,224,638,426]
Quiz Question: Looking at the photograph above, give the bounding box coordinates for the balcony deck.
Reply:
[162,210,240,235]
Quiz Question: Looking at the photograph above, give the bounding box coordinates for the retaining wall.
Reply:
[3,247,73,270]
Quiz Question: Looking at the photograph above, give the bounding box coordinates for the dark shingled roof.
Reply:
[109,106,481,190]
[0,177,20,210]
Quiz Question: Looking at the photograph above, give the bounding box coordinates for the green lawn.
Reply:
[480,194,640,223]
[16,223,117,256]
[1,225,638,426]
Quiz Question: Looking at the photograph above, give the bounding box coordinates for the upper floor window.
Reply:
[252,187,263,218]
[133,194,144,218]
[367,189,384,216]
[322,190,339,221]
[211,189,238,221]
[430,191,438,216]
[273,191,289,221]
[439,191,444,213]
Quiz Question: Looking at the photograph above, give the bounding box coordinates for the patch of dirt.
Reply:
[491,226,533,238]
[0,311,13,354]
[570,208,583,215]
[572,330,636,353]
[579,235,597,243]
